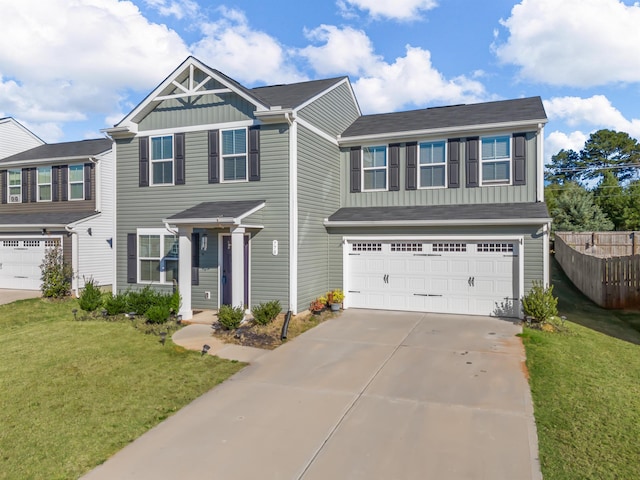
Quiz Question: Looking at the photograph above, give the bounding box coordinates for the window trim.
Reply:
[68,164,84,201]
[136,228,179,285]
[480,135,512,186]
[361,145,388,192]
[37,166,52,202]
[7,169,21,203]
[150,134,174,186]
[220,127,248,183]
[418,140,447,189]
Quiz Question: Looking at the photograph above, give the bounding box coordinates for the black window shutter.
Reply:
[448,139,460,188]
[127,233,137,284]
[22,169,29,203]
[84,163,92,200]
[139,136,149,187]
[466,137,479,188]
[208,130,220,184]
[389,143,400,191]
[52,166,59,202]
[513,133,527,186]
[0,170,6,204]
[191,232,200,286]
[248,126,261,182]
[61,166,68,201]
[175,133,185,185]
[406,142,417,190]
[29,168,36,202]
[350,147,361,193]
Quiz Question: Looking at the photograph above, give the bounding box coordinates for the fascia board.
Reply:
[293,77,351,112]
[0,155,101,167]
[0,224,67,229]
[66,212,102,228]
[338,118,549,146]
[236,201,266,221]
[323,217,552,227]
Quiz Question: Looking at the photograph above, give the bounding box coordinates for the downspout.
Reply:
[64,224,80,297]
[286,111,298,314]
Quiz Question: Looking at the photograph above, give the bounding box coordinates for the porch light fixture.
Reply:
[201,233,208,251]
[201,344,210,356]
[87,227,92,236]
[41,228,47,235]
[159,332,167,345]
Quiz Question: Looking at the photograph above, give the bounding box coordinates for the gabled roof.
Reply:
[0,211,98,227]
[0,117,45,145]
[163,200,266,227]
[0,138,112,164]
[250,77,347,109]
[340,97,547,141]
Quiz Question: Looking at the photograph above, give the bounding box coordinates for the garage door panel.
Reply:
[0,239,50,290]
[430,259,449,274]
[449,260,471,274]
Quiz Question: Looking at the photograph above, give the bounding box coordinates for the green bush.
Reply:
[522,281,558,324]
[217,304,244,330]
[103,292,129,315]
[252,300,281,325]
[40,244,73,299]
[78,278,103,312]
[127,286,159,315]
[145,304,171,324]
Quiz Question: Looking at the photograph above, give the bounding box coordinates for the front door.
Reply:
[221,235,249,307]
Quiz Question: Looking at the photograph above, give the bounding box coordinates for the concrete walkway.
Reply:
[82,310,541,480]
[0,289,40,305]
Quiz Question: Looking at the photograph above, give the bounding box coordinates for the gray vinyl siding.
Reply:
[297,82,360,137]
[115,124,290,310]
[296,125,341,310]
[138,93,256,131]
[327,225,545,298]
[342,132,539,207]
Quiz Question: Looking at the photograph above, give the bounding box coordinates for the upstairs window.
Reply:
[481,135,511,184]
[8,169,21,203]
[419,141,446,188]
[151,135,173,185]
[362,145,387,191]
[138,231,178,284]
[37,166,52,201]
[69,164,84,200]
[222,128,247,182]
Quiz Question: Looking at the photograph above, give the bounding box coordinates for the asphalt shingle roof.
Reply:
[0,211,97,226]
[340,97,547,138]
[166,200,265,220]
[250,77,347,109]
[0,138,112,164]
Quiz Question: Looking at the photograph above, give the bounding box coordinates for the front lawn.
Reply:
[0,298,245,480]
[522,258,640,479]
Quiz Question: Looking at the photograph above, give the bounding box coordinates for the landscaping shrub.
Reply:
[78,278,102,312]
[103,292,129,316]
[218,304,244,330]
[40,244,73,298]
[145,304,171,324]
[252,300,281,325]
[127,286,160,315]
[522,281,558,324]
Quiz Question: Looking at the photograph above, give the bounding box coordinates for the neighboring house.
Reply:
[0,139,115,293]
[0,117,44,159]
[106,56,549,320]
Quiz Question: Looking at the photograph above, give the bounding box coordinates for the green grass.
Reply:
[522,258,640,479]
[0,298,245,480]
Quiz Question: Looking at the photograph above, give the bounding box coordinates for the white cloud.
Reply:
[495,0,640,87]
[338,0,438,21]
[545,130,588,162]
[544,95,640,139]
[143,0,199,19]
[191,7,306,85]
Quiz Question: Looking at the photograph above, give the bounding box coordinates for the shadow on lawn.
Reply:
[551,254,640,345]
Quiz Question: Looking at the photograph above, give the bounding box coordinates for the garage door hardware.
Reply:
[383,274,389,283]
[348,290,361,293]
[413,293,443,297]
[413,253,442,256]
[468,276,475,287]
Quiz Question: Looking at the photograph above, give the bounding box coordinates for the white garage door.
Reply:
[0,238,58,290]
[346,240,519,317]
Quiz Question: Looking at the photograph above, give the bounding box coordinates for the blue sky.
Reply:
[1,0,640,162]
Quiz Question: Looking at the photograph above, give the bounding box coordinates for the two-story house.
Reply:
[0,138,115,293]
[106,56,549,320]
[0,117,45,160]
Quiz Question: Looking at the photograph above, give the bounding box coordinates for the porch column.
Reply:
[231,226,245,309]
[178,227,193,320]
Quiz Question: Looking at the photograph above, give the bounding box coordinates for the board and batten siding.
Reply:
[296,125,342,310]
[115,124,290,310]
[342,133,538,207]
[327,225,545,300]
[297,82,360,137]
[138,93,256,131]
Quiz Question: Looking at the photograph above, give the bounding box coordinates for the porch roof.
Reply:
[162,200,266,227]
[0,211,97,228]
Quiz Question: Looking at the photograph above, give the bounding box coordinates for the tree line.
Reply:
[545,129,640,231]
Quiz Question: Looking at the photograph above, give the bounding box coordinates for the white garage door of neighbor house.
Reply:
[0,239,57,290]
[346,240,519,317]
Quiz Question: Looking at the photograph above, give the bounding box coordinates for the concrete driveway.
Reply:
[82,310,541,480]
[0,289,40,305]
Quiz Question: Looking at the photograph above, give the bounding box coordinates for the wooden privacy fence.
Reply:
[555,232,640,309]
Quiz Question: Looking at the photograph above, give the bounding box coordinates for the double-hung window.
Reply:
[69,164,84,200]
[138,230,179,284]
[222,128,247,182]
[151,135,173,185]
[8,169,21,203]
[362,145,387,191]
[419,141,446,188]
[481,135,511,184]
[37,166,52,201]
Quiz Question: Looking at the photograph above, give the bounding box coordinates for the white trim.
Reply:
[0,155,101,167]
[296,118,339,146]
[294,77,353,113]
[149,134,175,186]
[161,202,266,227]
[0,117,45,146]
[0,234,63,240]
[136,228,179,285]
[7,168,21,203]
[68,164,85,201]
[480,134,512,187]
[543,223,550,287]
[324,218,552,228]
[537,123,545,202]
[361,145,388,192]
[36,165,52,202]
[112,141,118,294]
[417,139,447,189]
[220,127,248,183]
[217,231,252,308]
[289,116,298,313]
[130,120,257,139]
[338,119,548,146]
